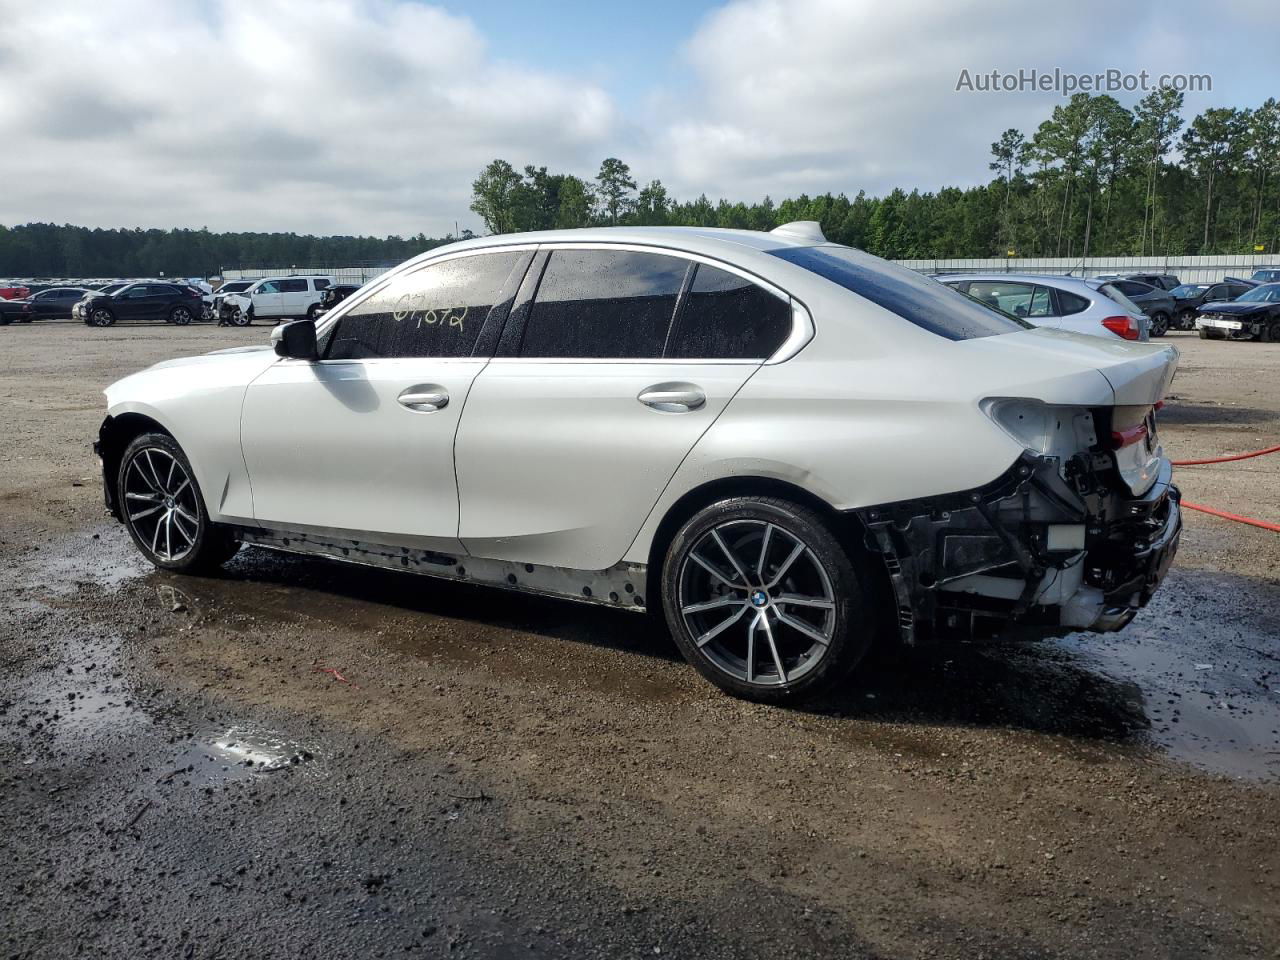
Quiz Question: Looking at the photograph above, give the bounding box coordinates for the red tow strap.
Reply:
[1168,443,1280,532]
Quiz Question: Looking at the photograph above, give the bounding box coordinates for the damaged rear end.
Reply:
[861,335,1181,643]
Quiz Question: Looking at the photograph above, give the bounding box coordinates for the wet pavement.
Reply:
[3,325,1280,958]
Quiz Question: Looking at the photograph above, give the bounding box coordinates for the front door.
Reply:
[250,280,284,319]
[455,247,796,571]
[240,249,529,552]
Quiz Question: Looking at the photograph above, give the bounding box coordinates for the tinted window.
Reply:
[278,279,308,293]
[325,252,521,360]
[1206,285,1228,300]
[1115,281,1149,296]
[1228,284,1252,298]
[313,279,330,291]
[666,264,791,359]
[257,281,282,294]
[519,249,687,358]
[1057,289,1091,315]
[768,246,1029,340]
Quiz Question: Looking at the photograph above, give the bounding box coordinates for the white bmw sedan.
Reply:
[95,223,1181,703]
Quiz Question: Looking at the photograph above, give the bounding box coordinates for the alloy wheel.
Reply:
[122,447,201,562]
[91,308,113,327]
[231,307,249,326]
[172,307,192,325]
[677,519,836,686]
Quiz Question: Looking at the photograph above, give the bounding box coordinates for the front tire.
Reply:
[1176,309,1196,331]
[1149,312,1169,337]
[230,306,252,327]
[661,497,873,703]
[117,433,239,573]
[88,307,115,327]
[1198,327,1223,340]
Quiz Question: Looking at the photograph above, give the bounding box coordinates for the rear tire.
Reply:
[1263,320,1280,343]
[1149,312,1169,337]
[1176,309,1196,331]
[117,433,239,574]
[661,496,874,704]
[169,305,194,325]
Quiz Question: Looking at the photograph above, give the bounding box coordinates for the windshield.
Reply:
[1237,283,1280,303]
[767,246,1032,340]
[1170,284,1208,297]
[97,283,126,295]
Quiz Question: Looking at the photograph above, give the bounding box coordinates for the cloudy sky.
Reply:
[0,0,1272,237]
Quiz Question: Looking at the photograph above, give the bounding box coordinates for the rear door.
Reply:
[240,249,529,551]
[277,278,310,317]
[966,280,1060,328]
[455,246,795,570]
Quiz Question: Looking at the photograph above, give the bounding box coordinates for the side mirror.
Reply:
[271,319,318,360]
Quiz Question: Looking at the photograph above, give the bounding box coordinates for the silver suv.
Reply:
[94,225,1181,702]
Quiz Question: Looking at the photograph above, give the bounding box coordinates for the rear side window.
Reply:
[313,279,330,291]
[1057,289,1091,315]
[519,249,687,358]
[279,279,308,293]
[768,246,1030,340]
[325,252,521,360]
[666,264,791,359]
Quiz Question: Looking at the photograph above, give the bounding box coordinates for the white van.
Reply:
[218,276,335,326]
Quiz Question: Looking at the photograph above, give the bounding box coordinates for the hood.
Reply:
[1199,301,1270,316]
[205,344,273,356]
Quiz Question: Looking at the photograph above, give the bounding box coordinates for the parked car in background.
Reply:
[1123,273,1180,291]
[94,223,1180,703]
[1169,278,1256,330]
[1098,279,1176,336]
[0,296,28,324]
[312,282,361,319]
[74,281,204,327]
[936,273,1147,340]
[207,280,253,319]
[1250,268,1280,284]
[16,286,93,321]
[218,275,335,326]
[1,283,30,300]
[1195,283,1280,341]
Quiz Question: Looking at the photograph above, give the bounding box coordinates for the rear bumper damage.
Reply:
[858,452,1180,644]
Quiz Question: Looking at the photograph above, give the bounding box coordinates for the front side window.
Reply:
[519,249,688,359]
[768,246,1030,340]
[666,264,791,359]
[257,281,282,295]
[1171,284,1208,298]
[324,252,522,360]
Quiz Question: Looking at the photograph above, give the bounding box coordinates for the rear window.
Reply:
[767,246,1031,340]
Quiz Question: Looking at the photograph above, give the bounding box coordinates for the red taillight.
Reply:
[1101,315,1139,340]
[1153,400,1165,413]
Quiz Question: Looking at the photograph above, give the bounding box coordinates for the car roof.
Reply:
[933,273,1098,292]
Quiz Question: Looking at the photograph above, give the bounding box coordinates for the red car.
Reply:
[0,284,31,301]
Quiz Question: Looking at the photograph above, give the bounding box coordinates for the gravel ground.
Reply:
[2,320,1278,959]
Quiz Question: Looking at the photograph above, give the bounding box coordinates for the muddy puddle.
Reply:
[6,527,1279,782]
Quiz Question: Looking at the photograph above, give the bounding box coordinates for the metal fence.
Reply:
[895,255,1276,283]
[222,254,1277,287]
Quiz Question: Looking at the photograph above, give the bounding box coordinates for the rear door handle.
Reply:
[398,386,449,412]
[638,384,706,413]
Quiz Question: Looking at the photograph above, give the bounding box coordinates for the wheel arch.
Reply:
[98,412,174,520]
[643,476,874,584]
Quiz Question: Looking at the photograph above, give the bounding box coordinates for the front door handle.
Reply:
[398,386,449,412]
[638,384,706,413]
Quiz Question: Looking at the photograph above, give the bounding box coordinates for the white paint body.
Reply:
[103,227,1177,579]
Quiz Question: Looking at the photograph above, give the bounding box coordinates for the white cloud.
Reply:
[647,0,1269,203]
[0,0,615,236]
[0,0,1270,236]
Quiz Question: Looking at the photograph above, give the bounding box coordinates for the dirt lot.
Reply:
[2,320,1279,959]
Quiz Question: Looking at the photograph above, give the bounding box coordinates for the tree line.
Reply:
[0,224,468,280]
[471,90,1280,260]
[3,90,1277,278]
